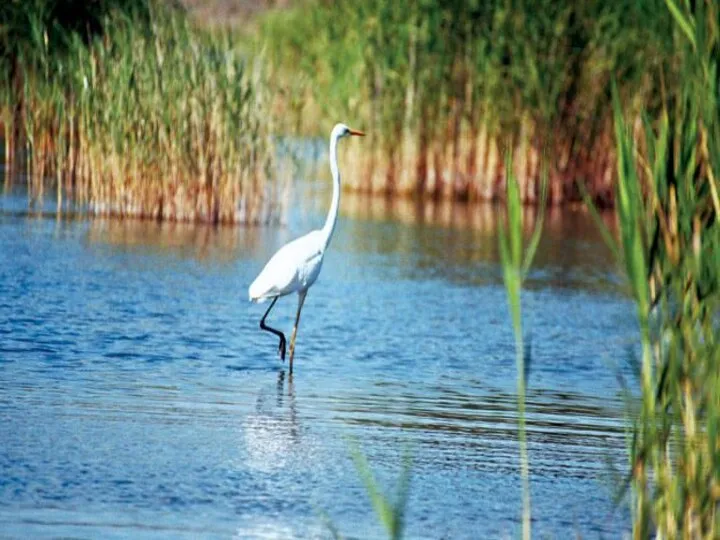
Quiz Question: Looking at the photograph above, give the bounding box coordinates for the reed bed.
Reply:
[492,2,719,534]
[1,1,281,224]
[258,0,675,206]
[594,1,720,536]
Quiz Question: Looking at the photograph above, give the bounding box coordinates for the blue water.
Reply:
[0,184,635,538]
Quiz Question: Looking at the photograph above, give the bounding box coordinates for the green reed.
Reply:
[602,0,719,536]
[498,150,548,539]
[349,445,411,540]
[319,439,411,540]
[1,1,280,224]
[257,0,674,205]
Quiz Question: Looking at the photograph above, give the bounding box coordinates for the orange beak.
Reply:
[349,129,366,137]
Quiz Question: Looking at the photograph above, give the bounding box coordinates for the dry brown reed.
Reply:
[1,2,283,224]
[338,126,618,206]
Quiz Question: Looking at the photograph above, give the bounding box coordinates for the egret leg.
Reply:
[260,296,286,361]
[287,291,307,373]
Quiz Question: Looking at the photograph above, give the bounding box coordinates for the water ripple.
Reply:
[0,189,633,538]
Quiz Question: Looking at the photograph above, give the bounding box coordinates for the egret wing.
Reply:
[248,231,323,301]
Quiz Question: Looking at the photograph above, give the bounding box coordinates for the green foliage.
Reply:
[498,151,548,539]
[256,0,677,201]
[349,445,411,540]
[609,0,720,536]
[324,441,411,540]
[0,0,151,74]
[262,0,665,129]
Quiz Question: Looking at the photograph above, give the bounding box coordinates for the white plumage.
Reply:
[249,123,365,371]
[248,231,324,302]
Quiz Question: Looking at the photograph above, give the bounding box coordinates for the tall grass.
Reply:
[498,152,547,539]
[601,0,719,536]
[258,0,674,205]
[1,1,281,224]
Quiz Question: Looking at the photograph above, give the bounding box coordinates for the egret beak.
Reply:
[349,129,366,137]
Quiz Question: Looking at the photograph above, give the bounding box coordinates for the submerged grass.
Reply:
[258,0,675,205]
[1,1,281,224]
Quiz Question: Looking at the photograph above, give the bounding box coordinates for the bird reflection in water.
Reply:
[242,370,300,473]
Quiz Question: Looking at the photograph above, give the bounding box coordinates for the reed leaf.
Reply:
[498,149,549,540]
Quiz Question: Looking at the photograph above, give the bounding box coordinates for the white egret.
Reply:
[249,123,365,372]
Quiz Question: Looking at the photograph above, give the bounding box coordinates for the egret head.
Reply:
[333,123,365,139]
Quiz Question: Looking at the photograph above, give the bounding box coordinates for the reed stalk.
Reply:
[597,1,719,536]
[498,150,548,539]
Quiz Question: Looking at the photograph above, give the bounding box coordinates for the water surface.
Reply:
[0,183,635,538]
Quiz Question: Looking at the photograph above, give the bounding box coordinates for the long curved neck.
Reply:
[321,133,341,250]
